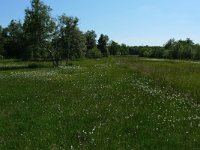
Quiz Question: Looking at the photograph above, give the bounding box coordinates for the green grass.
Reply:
[119,56,200,101]
[0,57,200,149]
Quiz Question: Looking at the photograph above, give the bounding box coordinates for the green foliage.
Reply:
[85,30,97,50]
[162,38,195,59]
[23,0,55,59]
[128,46,140,55]
[109,41,121,55]
[191,44,200,60]
[97,34,109,57]
[2,20,24,59]
[163,49,174,59]
[164,38,175,49]
[86,47,102,58]
[143,47,164,58]
[58,15,86,62]
[134,38,200,60]
[70,29,87,59]
[120,44,129,55]
[0,26,4,56]
[84,30,99,59]
[109,41,129,56]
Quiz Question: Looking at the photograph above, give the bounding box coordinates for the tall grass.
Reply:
[119,56,200,102]
[0,57,200,149]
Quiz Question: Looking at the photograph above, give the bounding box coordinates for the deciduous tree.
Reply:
[3,20,24,58]
[97,34,109,57]
[23,0,55,59]
[0,26,4,57]
[58,15,87,62]
[85,30,97,50]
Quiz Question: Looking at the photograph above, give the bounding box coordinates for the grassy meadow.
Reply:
[0,56,200,149]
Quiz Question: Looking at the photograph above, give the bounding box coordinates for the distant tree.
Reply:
[186,38,194,45]
[86,47,102,58]
[164,38,175,49]
[2,20,24,59]
[138,46,149,57]
[128,46,140,55]
[154,47,164,58]
[120,44,129,55]
[109,41,120,55]
[70,29,87,59]
[135,45,164,58]
[58,15,86,62]
[192,44,200,60]
[23,0,55,59]
[176,40,192,59]
[164,39,178,59]
[44,24,62,67]
[108,41,129,56]
[0,26,4,57]
[58,15,77,62]
[85,30,97,50]
[161,38,196,59]
[163,49,174,59]
[97,34,109,57]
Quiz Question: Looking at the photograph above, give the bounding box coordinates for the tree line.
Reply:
[0,0,200,66]
[132,38,200,60]
[0,0,129,66]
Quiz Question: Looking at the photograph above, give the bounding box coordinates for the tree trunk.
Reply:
[48,49,58,67]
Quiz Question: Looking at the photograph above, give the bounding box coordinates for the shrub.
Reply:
[86,47,102,58]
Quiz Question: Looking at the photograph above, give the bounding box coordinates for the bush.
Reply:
[86,47,102,58]
[163,50,174,59]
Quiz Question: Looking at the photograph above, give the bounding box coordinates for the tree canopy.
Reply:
[98,34,109,57]
[23,0,55,59]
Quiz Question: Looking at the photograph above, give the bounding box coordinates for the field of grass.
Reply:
[0,57,200,149]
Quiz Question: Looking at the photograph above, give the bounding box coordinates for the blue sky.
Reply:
[0,0,200,46]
